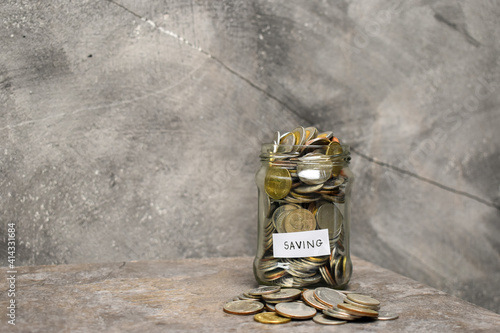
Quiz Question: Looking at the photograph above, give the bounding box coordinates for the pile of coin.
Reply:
[254,126,352,288]
[223,286,398,325]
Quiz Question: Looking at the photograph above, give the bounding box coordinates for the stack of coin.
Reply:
[255,126,352,288]
[223,286,399,325]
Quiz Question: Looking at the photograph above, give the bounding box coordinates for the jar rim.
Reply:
[260,143,351,161]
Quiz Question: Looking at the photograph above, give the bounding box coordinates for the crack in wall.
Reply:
[107,0,499,212]
[433,12,481,48]
[351,148,500,211]
[106,0,304,122]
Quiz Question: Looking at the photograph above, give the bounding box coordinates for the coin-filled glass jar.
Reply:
[254,130,354,289]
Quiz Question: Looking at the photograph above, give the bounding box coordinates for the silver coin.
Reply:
[316,202,343,239]
[248,286,281,296]
[273,131,281,145]
[238,293,257,300]
[294,183,324,194]
[262,288,302,302]
[302,289,331,310]
[338,303,379,318]
[314,287,346,307]
[312,313,347,325]
[275,301,316,319]
[242,292,261,299]
[223,300,264,315]
[323,308,360,321]
[264,302,276,312]
[297,160,333,185]
[345,297,380,310]
[272,204,299,233]
[377,311,399,321]
[347,293,380,307]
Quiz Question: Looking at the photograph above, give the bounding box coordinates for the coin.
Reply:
[262,288,302,302]
[335,256,351,287]
[272,204,299,233]
[326,141,343,156]
[279,132,296,146]
[254,311,291,324]
[302,289,331,311]
[223,300,264,315]
[319,265,336,286]
[275,301,317,319]
[312,313,347,325]
[273,131,281,145]
[314,287,346,307]
[248,286,281,296]
[345,298,380,310]
[239,293,258,300]
[265,167,292,200]
[264,268,287,281]
[323,308,360,321]
[317,131,333,139]
[243,292,262,299]
[297,160,333,185]
[291,126,306,145]
[377,311,399,321]
[315,202,343,239]
[265,302,276,311]
[337,303,379,317]
[305,137,331,146]
[304,127,318,142]
[346,294,380,307]
[294,183,324,194]
[283,208,316,233]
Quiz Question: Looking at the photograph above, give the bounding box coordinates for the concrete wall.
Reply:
[1,0,499,313]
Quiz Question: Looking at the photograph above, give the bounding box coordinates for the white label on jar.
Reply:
[272,229,330,258]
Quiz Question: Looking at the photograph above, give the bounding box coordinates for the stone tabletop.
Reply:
[1,256,499,332]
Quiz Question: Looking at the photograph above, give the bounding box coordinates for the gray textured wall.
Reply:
[1,0,499,313]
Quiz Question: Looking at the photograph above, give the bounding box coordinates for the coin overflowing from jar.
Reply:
[223,286,399,326]
[254,126,353,289]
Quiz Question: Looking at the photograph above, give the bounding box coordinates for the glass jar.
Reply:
[253,142,354,289]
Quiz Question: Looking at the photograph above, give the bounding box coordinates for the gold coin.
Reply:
[280,132,297,147]
[317,131,333,139]
[254,311,291,324]
[325,141,343,156]
[283,208,316,233]
[305,137,331,146]
[291,126,306,145]
[223,300,264,315]
[337,303,379,317]
[265,167,292,200]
